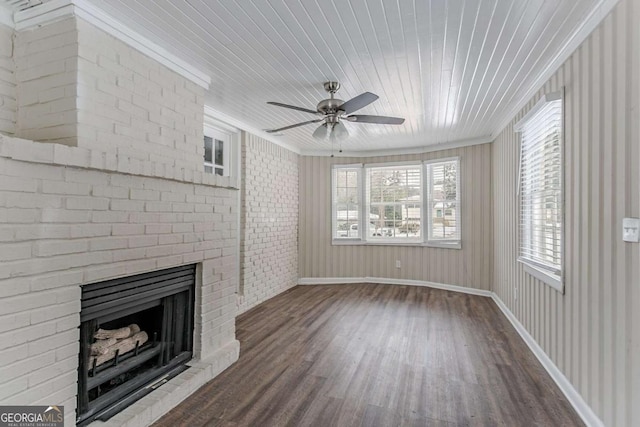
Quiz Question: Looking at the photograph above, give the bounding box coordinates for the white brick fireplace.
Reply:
[0,4,252,426]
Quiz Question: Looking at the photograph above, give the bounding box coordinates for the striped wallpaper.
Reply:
[298,143,493,290]
[491,0,640,425]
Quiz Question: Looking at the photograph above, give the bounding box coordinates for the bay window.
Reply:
[332,158,461,247]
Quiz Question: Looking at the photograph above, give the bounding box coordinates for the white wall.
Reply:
[298,143,492,290]
[491,0,640,425]
[239,133,299,313]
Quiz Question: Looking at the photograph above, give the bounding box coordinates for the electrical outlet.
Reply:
[395,260,401,268]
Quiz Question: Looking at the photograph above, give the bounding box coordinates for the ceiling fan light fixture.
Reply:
[330,121,349,141]
[312,122,329,140]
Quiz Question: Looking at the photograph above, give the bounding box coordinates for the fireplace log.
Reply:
[93,324,141,340]
[89,331,149,367]
[94,326,131,340]
[90,338,117,355]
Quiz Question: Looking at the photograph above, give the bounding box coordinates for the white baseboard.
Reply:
[297,276,493,297]
[490,294,604,427]
[297,276,603,427]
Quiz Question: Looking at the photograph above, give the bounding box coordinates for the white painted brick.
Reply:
[131,188,160,200]
[111,199,145,211]
[42,180,91,195]
[158,234,182,245]
[112,224,145,235]
[91,210,129,223]
[84,263,127,283]
[145,224,172,234]
[0,242,32,261]
[92,185,130,199]
[65,196,110,210]
[145,201,172,212]
[69,224,111,238]
[41,208,90,223]
[89,237,128,251]
[27,355,77,387]
[0,208,34,224]
[128,235,158,248]
[0,175,38,192]
[33,239,87,257]
[113,248,146,262]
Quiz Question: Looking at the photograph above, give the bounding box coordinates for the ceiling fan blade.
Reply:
[312,123,328,139]
[266,119,323,133]
[345,115,405,125]
[267,101,319,115]
[339,92,379,114]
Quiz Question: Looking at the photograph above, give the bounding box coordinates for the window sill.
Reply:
[332,239,461,249]
[518,259,564,293]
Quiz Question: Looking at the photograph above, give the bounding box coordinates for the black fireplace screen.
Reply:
[77,264,196,426]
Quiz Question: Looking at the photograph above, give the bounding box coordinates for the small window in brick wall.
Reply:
[204,135,226,176]
[203,120,239,179]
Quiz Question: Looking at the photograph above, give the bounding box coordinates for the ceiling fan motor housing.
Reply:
[317,98,344,116]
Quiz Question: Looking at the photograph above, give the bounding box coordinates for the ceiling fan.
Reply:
[265,82,405,140]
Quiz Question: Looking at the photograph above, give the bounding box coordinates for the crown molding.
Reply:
[493,0,621,137]
[300,135,494,158]
[14,0,211,89]
[204,106,302,155]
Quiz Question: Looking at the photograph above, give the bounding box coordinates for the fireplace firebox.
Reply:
[77,265,196,426]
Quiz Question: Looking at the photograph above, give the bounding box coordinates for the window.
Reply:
[426,158,460,243]
[515,91,563,291]
[332,166,362,239]
[204,135,225,176]
[332,158,460,247]
[367,165,422,240]
[203,123,238,178]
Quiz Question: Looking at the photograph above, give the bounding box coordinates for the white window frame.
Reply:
[425,157,461,248]
[331,164,364,241]
[366,162,423,244]
[331,158,461,248]
[515,90,564,292]
[203,115,240,179]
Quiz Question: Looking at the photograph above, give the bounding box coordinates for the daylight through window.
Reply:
[516,91,563,290]
[332,158,460,247]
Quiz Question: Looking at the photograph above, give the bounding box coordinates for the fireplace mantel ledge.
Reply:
[0,135,240,190]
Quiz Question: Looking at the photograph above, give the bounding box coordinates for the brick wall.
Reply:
[0,22,16,135]
[239,133,298,313]
[14,17,79,145]
[13,16,206,175]
[2,14,240,427]
[76,18,205,173]
[0,135,239,426]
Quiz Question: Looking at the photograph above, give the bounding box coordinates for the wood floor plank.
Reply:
[152,284,584,427]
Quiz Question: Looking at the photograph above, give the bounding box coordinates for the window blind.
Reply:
[366,165,422,239]
[518,97,563,275]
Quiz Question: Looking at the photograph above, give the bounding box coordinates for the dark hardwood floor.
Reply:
[153,284,583,427]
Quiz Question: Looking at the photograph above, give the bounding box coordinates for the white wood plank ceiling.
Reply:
[83,0,602,153]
